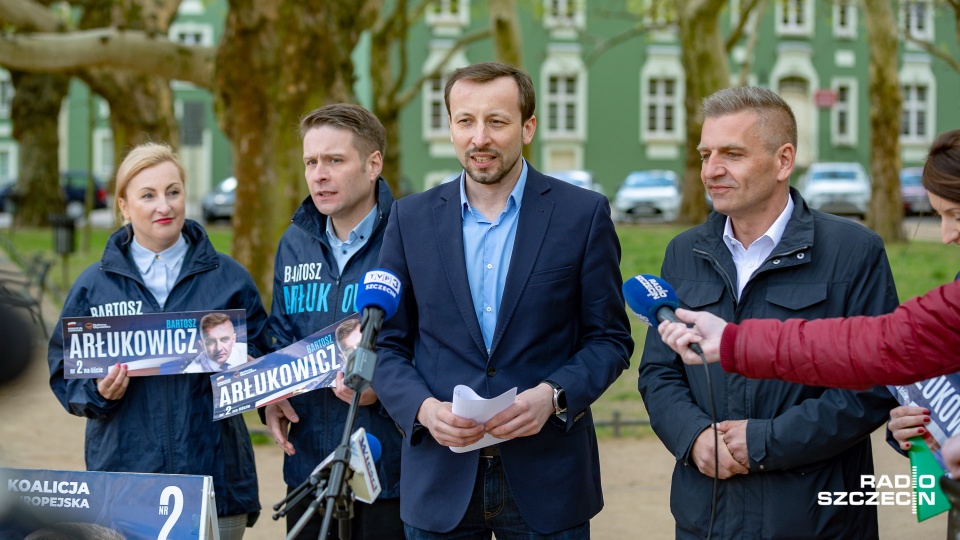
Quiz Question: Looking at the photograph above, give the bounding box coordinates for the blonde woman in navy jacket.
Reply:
[48,143,268,540]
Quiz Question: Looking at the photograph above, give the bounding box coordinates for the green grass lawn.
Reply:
[7,219,959,440]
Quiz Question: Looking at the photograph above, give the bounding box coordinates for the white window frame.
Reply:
[426,0,469,34]
[543,0,585,32]
[540,45,586,142]
[775,0,814,38]
[900,83,931,144]
[177,0,204,15]
[899,56,936,147]
[0,69,13,119]
[0,142,18,181]
[831,78,858,146]
[543,74,582,138]
[93,128,114,180]
[640,46,684,145]
[833,1,857,39]
[900,0,934,42]
[421,41,469,146]
[168,22,214,47]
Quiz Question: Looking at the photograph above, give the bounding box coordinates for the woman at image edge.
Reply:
[47,143,269,539]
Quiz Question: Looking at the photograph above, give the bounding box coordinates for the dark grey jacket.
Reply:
[639,189,899,539]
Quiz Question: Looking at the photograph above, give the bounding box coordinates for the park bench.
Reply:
[0,253,52,337]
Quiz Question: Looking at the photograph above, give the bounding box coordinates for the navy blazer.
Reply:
[372,165,633,533]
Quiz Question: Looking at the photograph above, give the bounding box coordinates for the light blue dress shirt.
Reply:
[326,205,378,273]
[460,161,528,353]
[130,234,188,309]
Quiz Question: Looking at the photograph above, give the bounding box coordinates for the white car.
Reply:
[612,170,680,222]
[546,170,605,197]
[798,162,871,220]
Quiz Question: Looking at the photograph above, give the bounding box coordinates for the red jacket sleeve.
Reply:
[721,280,960,388]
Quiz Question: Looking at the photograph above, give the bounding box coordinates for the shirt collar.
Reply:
[723,195,795,250]
[130,234,188,273]
[460,159,529,221]
[325,204,378,246]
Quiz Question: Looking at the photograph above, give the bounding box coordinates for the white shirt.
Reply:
[722,196,794,299]
[182,342,248,373]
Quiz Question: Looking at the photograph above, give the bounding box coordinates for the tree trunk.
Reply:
[216,0,375,298]
[489,0,523,68]
[863,0,903,241]
[675,0,728,225]
[78,0,182,191]
[9,71,69,227]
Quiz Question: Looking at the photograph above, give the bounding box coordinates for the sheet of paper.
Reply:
[450,384,517,453]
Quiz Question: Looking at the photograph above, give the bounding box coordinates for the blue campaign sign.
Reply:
[211,313,360,420]
[62,309,247,378]
[0,468,217,540]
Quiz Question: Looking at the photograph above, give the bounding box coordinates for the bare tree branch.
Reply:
[584,21,669,67]
[725,0,761,51]
[0,0,63,32]
[0,28,216,89]
[395,27,491,108]
[899,30,960,73]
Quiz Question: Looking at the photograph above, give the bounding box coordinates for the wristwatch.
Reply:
[545,380,567,416]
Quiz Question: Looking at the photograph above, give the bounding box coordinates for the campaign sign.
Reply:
[212,313,361,420]
[889,375,960,467]
[62,309,247,379]
[0,468,217,540]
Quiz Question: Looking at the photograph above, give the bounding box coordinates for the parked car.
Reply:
[201,176,237,222]
[797,162,871,220]
[546,170,606,197]
[900,167,931,216]
[60,170,108,218]
[612,170,680,222]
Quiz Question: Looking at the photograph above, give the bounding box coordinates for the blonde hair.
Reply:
[114,142,186,224]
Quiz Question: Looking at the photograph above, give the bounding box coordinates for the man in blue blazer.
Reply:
[372,62,634,538]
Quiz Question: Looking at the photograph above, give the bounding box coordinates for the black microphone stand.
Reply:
[272,308,382,540]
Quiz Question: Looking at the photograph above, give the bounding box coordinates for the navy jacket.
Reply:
[48,220,268,518]
[372,166,633,533]
[267,179,401,497]
[639,189,900,539]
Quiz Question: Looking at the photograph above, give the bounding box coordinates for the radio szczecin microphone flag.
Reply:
[307,428,383,504]
[622,274,703,355]
[344,268,402,392]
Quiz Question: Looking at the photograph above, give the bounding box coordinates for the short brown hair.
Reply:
[335,318,361,350]
[444,62,536,122]
[199,312,233,335]
[299,103,386,159]
[922,129,960,204]
[701,87,797,154]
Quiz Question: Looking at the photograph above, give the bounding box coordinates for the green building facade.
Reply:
[0,0,957,201]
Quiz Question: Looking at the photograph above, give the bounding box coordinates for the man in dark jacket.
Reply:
[263,104,403,540]
[638,87,899,539]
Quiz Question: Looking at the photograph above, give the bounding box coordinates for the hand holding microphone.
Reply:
[621,274,725,364]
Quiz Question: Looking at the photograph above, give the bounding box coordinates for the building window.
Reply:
[831,79,857,146]
[93,129,114,179]
[543,0,584,31]
[421,42,469,145]
[425,75,449,138]
[833,1,857,39]
[901,83,929,142]
[169,22,213,47]
[900,0,933,42]
[426,0,469,32]
[546,75,579,134]
[775,0,813,37]
[646,78,677,138]
[0,145,15,180]
[180,101,206,147]
[0,70,13,118]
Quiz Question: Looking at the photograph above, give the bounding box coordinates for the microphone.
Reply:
[344,269,402,392]
[622,274,703,355]
[307,428,383,504]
